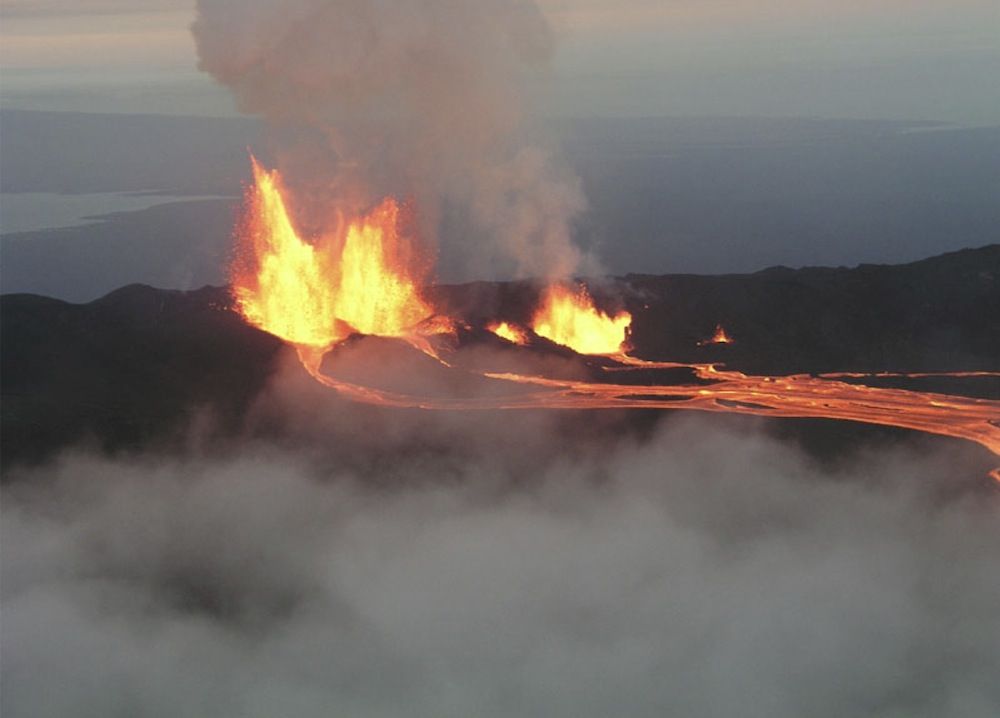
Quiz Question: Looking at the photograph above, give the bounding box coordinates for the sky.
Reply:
[1,0,998,123]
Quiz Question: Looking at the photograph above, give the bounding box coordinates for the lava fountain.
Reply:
[699,324,735,346]
[231,157,432,350]
[531,284,631,355]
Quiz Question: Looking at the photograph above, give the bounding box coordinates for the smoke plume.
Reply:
[192,0,588,280]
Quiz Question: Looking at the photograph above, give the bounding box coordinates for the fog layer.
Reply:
[4,406,999,717]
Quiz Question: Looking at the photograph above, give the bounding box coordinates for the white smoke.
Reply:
[3,401,1000,717]
[192,0,590,280]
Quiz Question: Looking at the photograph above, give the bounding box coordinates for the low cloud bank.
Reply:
[3,411,999,717]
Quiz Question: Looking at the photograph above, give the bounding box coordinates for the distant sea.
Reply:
[0,192,234,234]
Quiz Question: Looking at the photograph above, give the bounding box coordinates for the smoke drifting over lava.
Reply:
[193,0,588,280]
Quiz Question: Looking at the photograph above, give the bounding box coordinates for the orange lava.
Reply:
[231,157,432,349]
[699,324,734,345]
[300,349,1000,460]
[489,321,529,345]
[227,155,999,473]
[532,284,631,355]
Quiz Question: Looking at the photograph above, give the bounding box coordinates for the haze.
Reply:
[2,0,998,123]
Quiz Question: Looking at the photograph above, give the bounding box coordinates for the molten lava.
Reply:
[489,321,529,346]
[302,352,1000,463]
[532,284,631,355]
[699,324,734,345]
[231,157,432,348]
[226,155,1000,475]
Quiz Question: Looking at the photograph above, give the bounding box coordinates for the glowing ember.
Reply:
[699,324,734,346]
[489,321,529,345]
[532,284,631,355]
[231,157,432,348]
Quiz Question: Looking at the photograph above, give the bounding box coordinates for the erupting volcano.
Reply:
[232,158,432,349]
[227,155,1000,472]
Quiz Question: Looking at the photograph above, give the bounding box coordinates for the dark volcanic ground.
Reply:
[2,245,998,473]
[432,244,1000,376]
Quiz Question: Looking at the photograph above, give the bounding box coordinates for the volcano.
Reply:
[2,244,998,475]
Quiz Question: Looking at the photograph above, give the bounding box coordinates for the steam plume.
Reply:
[192,0,588,279]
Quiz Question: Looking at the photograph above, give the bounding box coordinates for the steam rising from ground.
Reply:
[4,390,1000,716]
[193,0,588,279]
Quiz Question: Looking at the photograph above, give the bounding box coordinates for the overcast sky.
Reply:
[1,0,998,122]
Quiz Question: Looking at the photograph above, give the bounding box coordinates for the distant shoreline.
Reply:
[0,192,236,235]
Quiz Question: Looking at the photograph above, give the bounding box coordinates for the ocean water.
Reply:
[0,192,232,234]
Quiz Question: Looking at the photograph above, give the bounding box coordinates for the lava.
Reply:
[489,321,529,345]
[699,324,734,345]
[231,157,433,349]
[301,349,1000,460]
[227,154,1000,470]
[532,284,631,355]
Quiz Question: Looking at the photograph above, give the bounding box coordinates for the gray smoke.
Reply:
[192,0,589,280]
[3,395,1000,716]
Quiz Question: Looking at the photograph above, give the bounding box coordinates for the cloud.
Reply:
[3,408,999,717]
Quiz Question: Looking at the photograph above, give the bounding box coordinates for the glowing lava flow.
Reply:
[270,297,1000,464]
[231,157,432,348]
[227,156,999,467]
[532,284,631,354]
[299,350,1000,459]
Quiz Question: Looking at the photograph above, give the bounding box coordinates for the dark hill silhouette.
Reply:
[1,285,283,469]
[431,244,1000,375]
[2,245,997,471]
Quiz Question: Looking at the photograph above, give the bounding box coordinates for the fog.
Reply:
[4,364,999,716]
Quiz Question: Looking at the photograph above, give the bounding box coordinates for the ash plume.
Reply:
[192,0,589,280]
